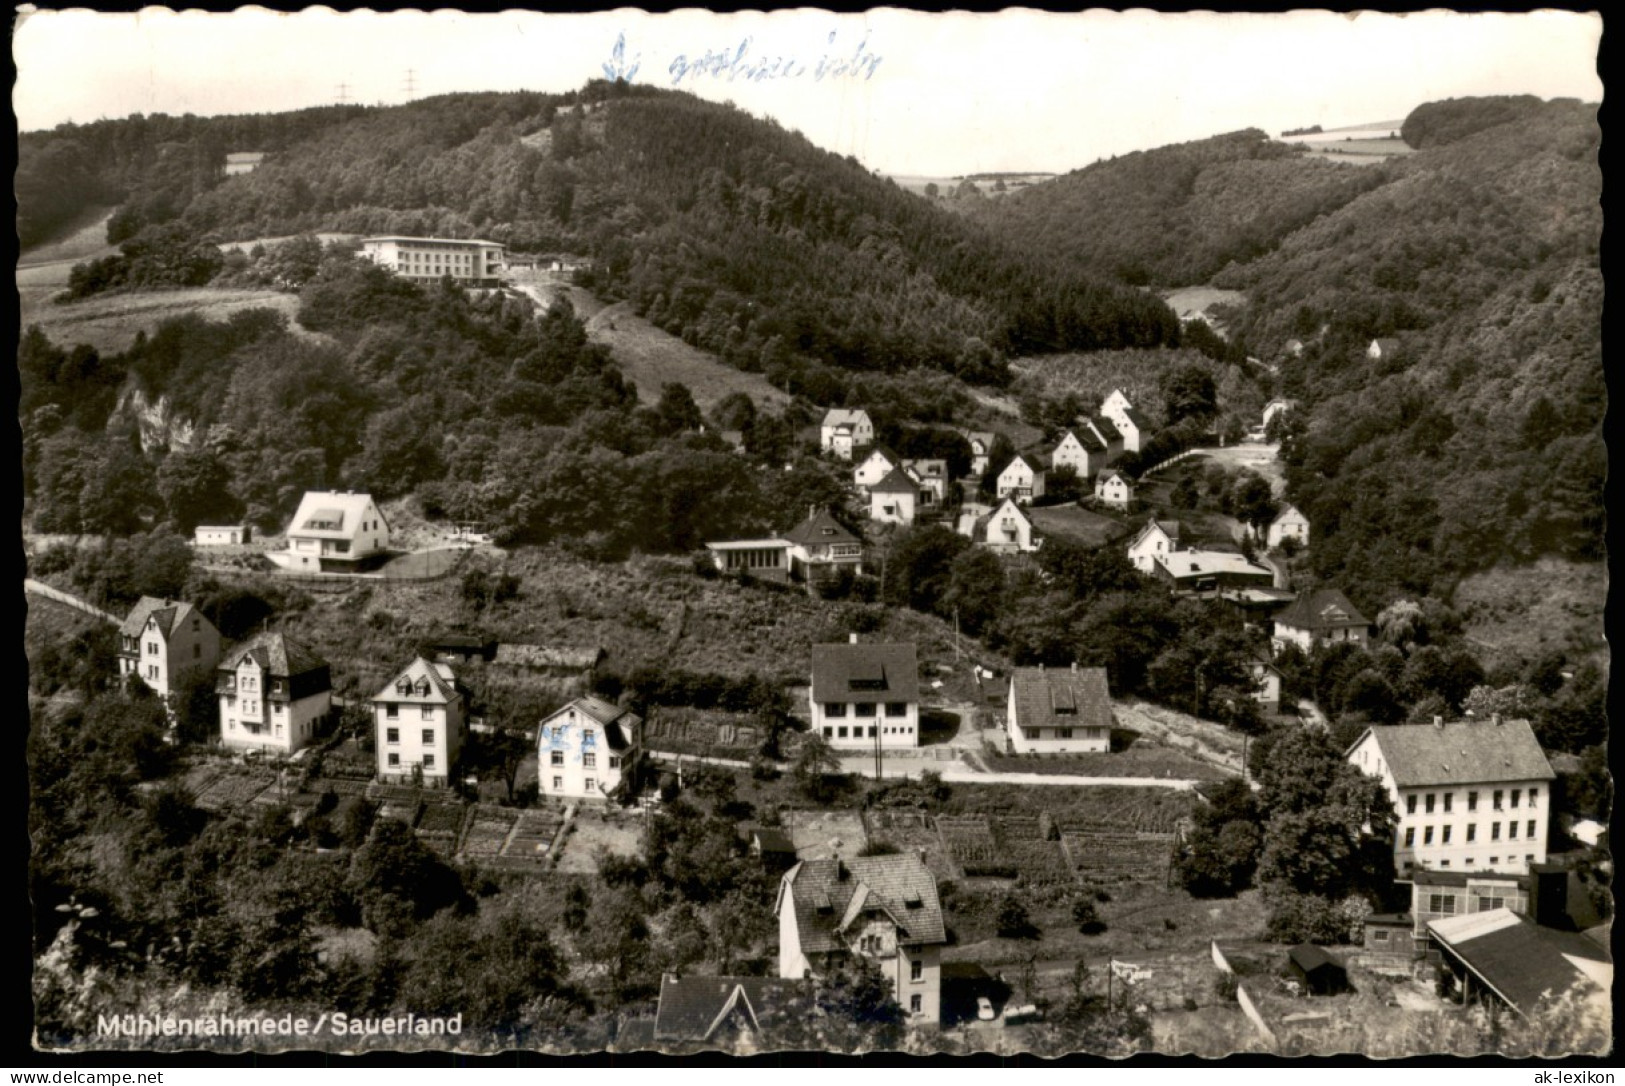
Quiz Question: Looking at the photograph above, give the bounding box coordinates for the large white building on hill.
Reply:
[360,236,506,287]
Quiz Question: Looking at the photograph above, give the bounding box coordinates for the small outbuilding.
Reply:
[1287,944,1349,996]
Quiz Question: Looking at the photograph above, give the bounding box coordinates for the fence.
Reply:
[1135,448,1206,483]
[23,579,120,625]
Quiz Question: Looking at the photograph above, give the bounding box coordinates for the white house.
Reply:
[1006,663,1114,754]
[1273,588,1369,653]
[995,455,1045,504]
[959,497,1038,554]
[868,468,920,526]
[1126,517,1182,575]
[809,638,919,749]
[194,525,251,546]
[537,696,642,800]
[853,447,902,491]
[1100,391,1150,454]
[780,508,866,584]
[1094,470,1133,511]
[217,632,331,757]
[117,596,221,699]
[1051,430,1107,479]
[1081,416,1125,463]
[359,236,506,287]
[776,853,946,1025]
[224,151,266,176]
[1367,338,1402,362]
[373,656,466,787]
[1266,504,1310,548]
[903,459,948,506]
[1249,656,1283,714]
[821,409,874,460]
[962,431,996,477]
[1101,389,1136,425]
[1347,718,1556,877]
[284,490,391,571]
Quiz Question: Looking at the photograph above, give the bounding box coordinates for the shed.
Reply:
[1287,944,1348,996]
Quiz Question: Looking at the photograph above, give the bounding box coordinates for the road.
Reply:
[649,748,1201,790]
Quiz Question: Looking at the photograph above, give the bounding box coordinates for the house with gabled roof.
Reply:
[1094,469,1133,511]
[1347,717,1556,878]
[1051,429,1107,479]
[1126,517,1181,574]
[283,490,390,571]
[373,657,467,787]
[995,454,1045,504]
[217,631,331,756]
[1006,663,1114,754]
[959,497,1038,554]
[902,459,948,506]
[705,507,864,585]
[961,430,996,477]
[537,696,642,800]
[1100,391,1150,453]
[854,446,903,492]
[1426,908,1610,1018]
[1081,415,1124,463]
[821,409,874,460]
[776,852,947,1025]
[1266,504,1310,549]
[118,596,221,699]
[810,638,919,749]
[649,974,813,1054]
[1273,587,1369,652]
[868,468,920,525]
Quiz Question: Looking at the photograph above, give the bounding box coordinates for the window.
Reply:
[553,776,563,791]
[1493,790,1504,811]
[583,753,596,769]
[911,959,923,981]
[1490,856,1500,865]
[386,705,399,718]
[855,703,876,717]
[424,755,435,769]
[838,727,849,739]
[194,643,201,659]
[421,705,434,719]
[609,756,620,770]
[1442,826,1452,844]
[826,703,847,718]
[1491,822,1501,841]
[1404,828,1415,847]
[148,665,159,679]
[1529,788,1539,808]
[1509,822,1519,840]
[1059,728,1073,739]
[585,778,595,791]
[885,702,907,717]
[1406,795,1417,815]
[1467,791,1478,812]
[1442,793,1452,814]
[1525,854,1534,864]
[1373,930,1389,943]
[388,754,400,767]
[1467,824,1477,842]
[387,728,399,744]
[823,727,833,739]
[1440,861,1450,868]
[910,995,922,1014]
[1511,789,1521,809]
[1425,793,1435,814]
[422,729,435,744]
[1427,893,1457,913]
[1527,820,1536,839]
[551,751,564,767]
[147,642,158,655]
[1423,826,1434,845]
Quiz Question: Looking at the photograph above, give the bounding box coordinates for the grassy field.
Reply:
[1026,503,1133,549]
[18,206,118,267]
[19,286,307,356]
[985,747,1231,781]
[1453,557,1608,672]
[1296,138,1414,165]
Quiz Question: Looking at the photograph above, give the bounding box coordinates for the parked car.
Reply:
[976,996,996,1021]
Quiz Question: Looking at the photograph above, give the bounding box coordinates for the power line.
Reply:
[403,68,417,98]
[335,82,352,105]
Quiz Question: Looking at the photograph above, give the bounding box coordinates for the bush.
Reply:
[995,894,1039,939]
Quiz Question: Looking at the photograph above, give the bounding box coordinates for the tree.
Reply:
[995,893,1038,939]
[812,955,904,1052]
[346,819,468,935]
[1160,364,1218,426]
[156,450,239,533]
[792,733,843,804]
[576,887,652,1005]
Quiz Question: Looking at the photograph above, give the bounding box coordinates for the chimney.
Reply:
[849,633,859,645]
[836,859,849,881]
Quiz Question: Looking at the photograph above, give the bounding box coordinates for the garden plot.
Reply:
[501,808,568,866]
[935,815,999,878]
[1063,830,1176,884]
[458,805,519,859]
[553,807,642,874]
[193,768,277,812]
[782,809,868,860]
[181,763,223,798]
[414,802,469,855]
[376,798,422,828]
[861,809,954,882]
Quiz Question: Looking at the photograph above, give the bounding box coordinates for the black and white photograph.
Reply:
[14,6,1608,1064]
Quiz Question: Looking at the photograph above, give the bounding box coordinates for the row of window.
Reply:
[1406,787,1538,816]
[1423,890,1529,914]
[386,753,437,769]
[384,705,438,719]
[823,703,909,718]
[548,751,623,769]
[385,728,437,745]
[1403,820,1537,847]
[1405,855,1534,872]
[823,725,913,740]
[1020,727,1101,740]
[549,776,597,792]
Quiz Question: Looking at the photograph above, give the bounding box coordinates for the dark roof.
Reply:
[1427,909,1601,1015]
[1009,666,1114,732]
[219,631,328,679]
[120,596,206,640]
[1408,868,1535,890]
[870,467,920,495]
[752,828,797,855]
[1120,406,1152,429]
[1060,428,1106,453]
[1087,415,1122,443]
[810,642,919,704]
[653,975,811,1043]
[1288,945,1343,974]
[780,854,946,953]
[1360,719,1554,787]
[1273,588,1369,631]
[780,508,859,548]
[373,657,460,704]
[542,697,641,751]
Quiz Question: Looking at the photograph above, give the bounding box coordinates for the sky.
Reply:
[12,8,1604,176]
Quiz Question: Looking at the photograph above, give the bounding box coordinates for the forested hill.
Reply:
[19,82,1181,386]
